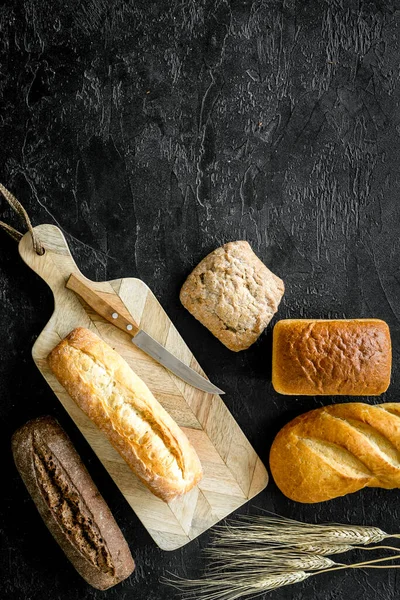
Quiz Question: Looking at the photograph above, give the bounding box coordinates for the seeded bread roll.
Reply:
[272,319,391,395]
[12,416,135,590]
[47,328,203,503]
[269,403,400,503]
[180,241,285,351]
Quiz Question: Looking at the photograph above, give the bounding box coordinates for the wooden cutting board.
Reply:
[19,224,269,551]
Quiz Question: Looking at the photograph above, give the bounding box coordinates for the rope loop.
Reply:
[0,183,44,255]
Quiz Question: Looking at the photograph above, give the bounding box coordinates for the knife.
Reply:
[66,273,224,395]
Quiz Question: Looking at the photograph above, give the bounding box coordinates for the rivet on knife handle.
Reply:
[66,273,140,336]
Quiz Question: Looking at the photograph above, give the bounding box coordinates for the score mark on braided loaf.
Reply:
[269,403,400,503]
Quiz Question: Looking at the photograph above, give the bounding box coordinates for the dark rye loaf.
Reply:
[12,416,135,590]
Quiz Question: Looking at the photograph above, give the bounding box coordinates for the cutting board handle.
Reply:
[18,223,137,329]
[18,224,86,296]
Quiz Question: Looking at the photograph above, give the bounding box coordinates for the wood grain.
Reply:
[18,224,269,551]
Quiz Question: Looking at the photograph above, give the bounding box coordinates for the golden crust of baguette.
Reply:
[47,327,203,502]
[269,402,400,503]
[272,319,391,395]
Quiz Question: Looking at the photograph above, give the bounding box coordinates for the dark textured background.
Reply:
[1,0,400,599]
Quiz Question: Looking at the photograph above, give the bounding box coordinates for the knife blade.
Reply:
[66,273,224,395]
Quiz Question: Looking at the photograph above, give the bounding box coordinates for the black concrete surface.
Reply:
[1,1,400,599]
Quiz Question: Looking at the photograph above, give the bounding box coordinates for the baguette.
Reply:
[272,319,391,395]
[47,327,203,502]
[269,403,400,503]
[12,416,135,590]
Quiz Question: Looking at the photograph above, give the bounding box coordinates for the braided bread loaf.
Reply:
[269,403,400,503]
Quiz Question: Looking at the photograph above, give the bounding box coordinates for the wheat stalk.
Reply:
[205,548,336,572]
[207,541,354,556]
[163,553,400,600]
[206,545,400,573]
[212,514,390,550]
[162,570,311,600]
[162,514,400,599]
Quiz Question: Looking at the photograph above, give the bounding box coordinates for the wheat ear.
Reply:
[162,570,311,600]
[205,545,400,575]
[206,548,336,572]
[212,515,388,549]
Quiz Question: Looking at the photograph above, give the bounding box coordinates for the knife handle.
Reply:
[66,273,140,337]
